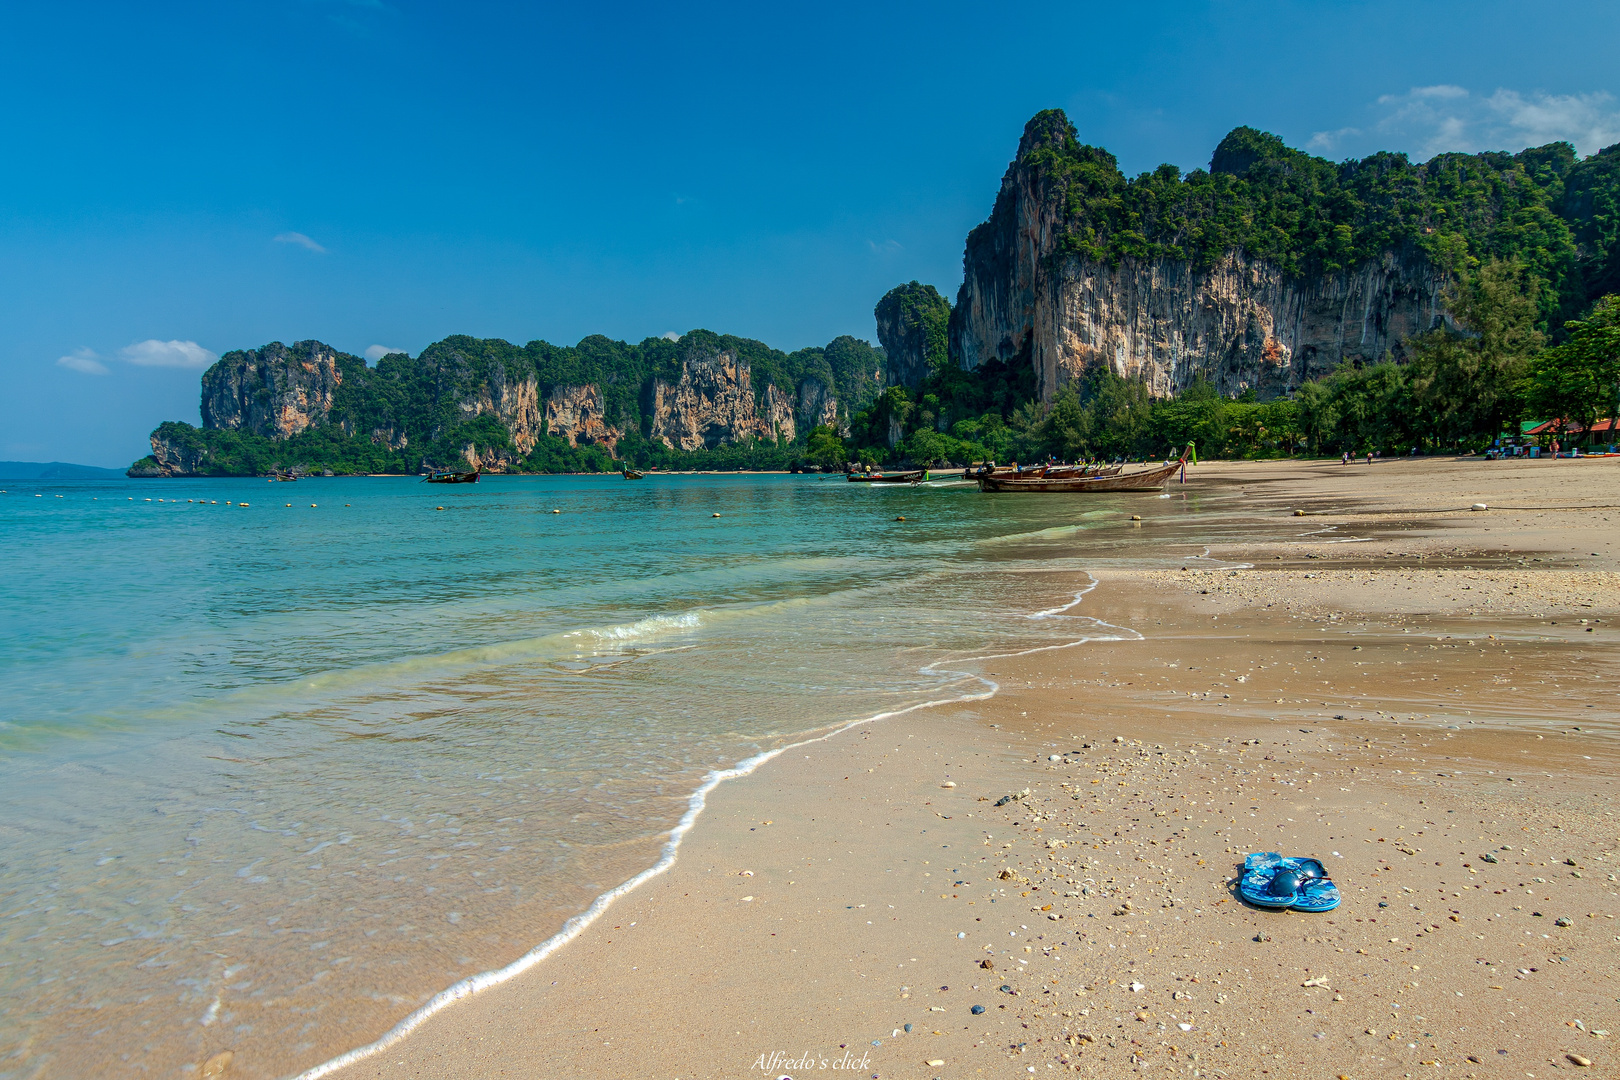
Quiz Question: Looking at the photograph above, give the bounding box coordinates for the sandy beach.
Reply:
[319,457,1620,1080]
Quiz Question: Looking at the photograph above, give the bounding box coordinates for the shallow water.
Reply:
[0,473,1247,1078]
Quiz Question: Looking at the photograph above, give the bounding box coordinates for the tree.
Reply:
[1406,259,1543,446]
[804,425,848,468]
[1527,294,1620,440]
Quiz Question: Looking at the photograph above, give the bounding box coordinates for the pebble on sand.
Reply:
[971,1005,985,1014]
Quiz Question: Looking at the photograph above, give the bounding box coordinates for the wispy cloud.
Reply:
[867,239,903,255]
[274,231,328,253]
[57,347,109,375]
[660,331,681,341]
[120,339,218,369]
[364,344,406,361]
[1322,85,1620,159]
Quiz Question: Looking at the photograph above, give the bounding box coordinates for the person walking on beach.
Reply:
[1341,451,1350,465]
[1366,450,1373,465]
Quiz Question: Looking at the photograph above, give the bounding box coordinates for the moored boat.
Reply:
[422,470,480,484]
[846,469,929,483]
[977,455,1185,493]
[622,468,645,479]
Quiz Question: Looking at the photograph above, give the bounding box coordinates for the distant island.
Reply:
[131,109,1620,478]
[3,460,129,480]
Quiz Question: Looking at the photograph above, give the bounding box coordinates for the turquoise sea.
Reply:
[0,472,1229,1079]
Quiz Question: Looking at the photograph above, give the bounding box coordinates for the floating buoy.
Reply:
[712,512,721,517]
[1130,514,1142,521]
[895,515,905,521]
[344,503,350,507]
[551,509,561,514]
[436,506,445,510]
[310,504,317,508]
[286,503,292,507]
[239,502,249,507]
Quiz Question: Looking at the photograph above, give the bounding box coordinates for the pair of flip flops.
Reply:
[1238,852,1341,912]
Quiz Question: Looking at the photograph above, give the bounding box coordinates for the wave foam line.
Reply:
[289,579,1133,1080]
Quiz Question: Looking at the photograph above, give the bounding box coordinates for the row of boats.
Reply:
[415,452,1188,493]
[847,452,1187,492]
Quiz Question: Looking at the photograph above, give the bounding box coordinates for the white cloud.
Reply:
[120,339,218,369]
[1307,126,1360,153]
[867,238,904,255]
[1367,85,1620,158]
[57,347,109,375]
[660,331,680,341]
[274,231,328,253]
[365,344,407,361]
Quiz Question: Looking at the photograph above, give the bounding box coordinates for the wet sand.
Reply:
[319,457,1620,1080]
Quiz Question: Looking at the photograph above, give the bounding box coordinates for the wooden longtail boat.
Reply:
[622,468,645,479]
[977,456,1184,493]
[421,470,480,484]
[846,469,929,483]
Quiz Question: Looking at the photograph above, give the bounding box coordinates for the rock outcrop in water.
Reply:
[948,113,1453,400]
[134,329,863,475]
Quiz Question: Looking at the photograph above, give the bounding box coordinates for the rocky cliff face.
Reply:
[949,114,1451,400]
[544,384,622,452]
[648,343,781,451]
[201,341,345,438]
[796,378,839,433]
[140,330,848,475]
[875,282,951,390]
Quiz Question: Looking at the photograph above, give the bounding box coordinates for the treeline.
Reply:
[808,262,1620,467]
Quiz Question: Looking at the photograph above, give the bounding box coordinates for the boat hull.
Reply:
[423,471,480,484]
[847,470,927,483]
[977,459,1182,492]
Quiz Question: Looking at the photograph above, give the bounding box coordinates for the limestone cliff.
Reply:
[135,329,856,475]
[949,112,1452,400]
[201,341,345,438]
[648,340,781,451]
[875,282,951,390]
[544,385,622,452]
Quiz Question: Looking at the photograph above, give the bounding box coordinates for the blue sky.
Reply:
[6,0,1620,466]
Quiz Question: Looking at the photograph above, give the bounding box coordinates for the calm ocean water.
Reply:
[0,472,1235,1079]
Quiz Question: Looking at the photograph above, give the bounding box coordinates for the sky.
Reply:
[6,1,1620,466]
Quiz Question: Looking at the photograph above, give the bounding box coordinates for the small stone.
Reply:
[1048,754,1062,762]
[904,1023,913,1032]
[1293,509,1306,516]
[1568,1053,1592,1067]
[941,781,957,788]
[1555,917,1573,927]
[971,1005,985,1015]
[926,1060,945,1068]
[1254,932,1272,942]
[1129,981,1144,993]
[980,959,994,969]
[1480,853,1498,863]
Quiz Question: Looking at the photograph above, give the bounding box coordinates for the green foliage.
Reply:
[803,425,848,468]
[874,282,951,383]
[1022,110,1618,327]
[1527,294,1620,435]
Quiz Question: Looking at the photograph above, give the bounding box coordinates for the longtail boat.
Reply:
[846,469,929,483]
[622,468,645,479]
[421,470,480,484]
[977,455,1185,493]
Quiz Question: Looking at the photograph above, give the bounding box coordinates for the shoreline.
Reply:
[308,457,1620,1080]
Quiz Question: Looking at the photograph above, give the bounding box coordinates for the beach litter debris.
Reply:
[1471,503,1488,511]
[993,789,1031,807]
[925,1060,945,1068]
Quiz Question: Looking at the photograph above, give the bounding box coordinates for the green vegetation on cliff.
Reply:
[1019,108,1620,327]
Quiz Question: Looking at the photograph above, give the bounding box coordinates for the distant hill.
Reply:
[0,461,128,480]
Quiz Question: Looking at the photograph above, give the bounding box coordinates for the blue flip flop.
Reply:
[1239,852,1341,912]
